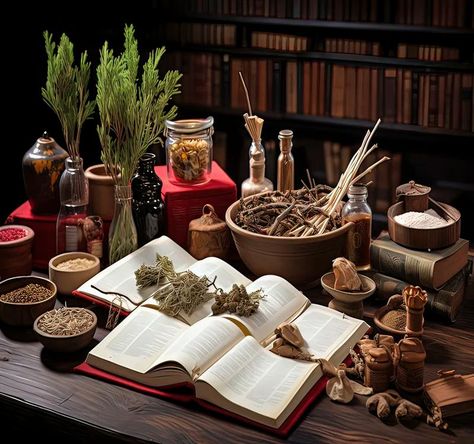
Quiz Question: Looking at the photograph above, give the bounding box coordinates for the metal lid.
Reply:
[165,116,214,134]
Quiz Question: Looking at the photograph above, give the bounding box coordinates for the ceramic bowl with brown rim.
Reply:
[0,225,34,280]
[0,275,57,326]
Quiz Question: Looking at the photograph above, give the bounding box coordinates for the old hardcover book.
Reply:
[364,262,471,322]
[84,239,368,430]
[370,233,469,290]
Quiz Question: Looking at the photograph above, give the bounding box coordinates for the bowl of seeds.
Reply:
[0,276,57,326]
[33,307,97,352]
[49,252,100,295]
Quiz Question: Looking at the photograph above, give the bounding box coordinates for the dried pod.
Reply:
[332,257,362,291]
[395,399,424,422]
[275,322,304,348]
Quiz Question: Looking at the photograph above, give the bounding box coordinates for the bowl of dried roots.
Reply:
[33,307,97,352]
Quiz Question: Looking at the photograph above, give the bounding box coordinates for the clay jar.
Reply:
[364,346,394,393]
[394,337,426,393]
[0,225,34,279]
[22,131,68,214]
[85,164,116,221]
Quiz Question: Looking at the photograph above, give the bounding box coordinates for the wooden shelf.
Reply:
[166,45,474,72]
[179,105,474,144]
[178,14,474,38]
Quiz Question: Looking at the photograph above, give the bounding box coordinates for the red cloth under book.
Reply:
[75,361,334,438]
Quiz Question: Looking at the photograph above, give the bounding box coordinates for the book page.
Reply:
[196,336,321,423]
[291,304,369,365]
[155,317,245,378]
[77,236,196,312]
[86,306,188,374]
[223,275,310,343]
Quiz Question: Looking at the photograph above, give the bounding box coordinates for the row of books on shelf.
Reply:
[166,52,474,131]
[177,0,472,27]
[161,23,465,61]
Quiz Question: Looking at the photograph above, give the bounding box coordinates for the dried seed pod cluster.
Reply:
[211,284,264,317]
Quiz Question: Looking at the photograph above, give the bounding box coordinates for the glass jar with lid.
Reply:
[165,116,214,185]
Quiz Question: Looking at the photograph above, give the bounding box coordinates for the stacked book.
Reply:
[368,233,471,322]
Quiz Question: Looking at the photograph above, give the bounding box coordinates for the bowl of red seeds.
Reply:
[0,275,57,326]
[0,225,34,279]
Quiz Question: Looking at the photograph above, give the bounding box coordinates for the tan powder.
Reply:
[57,257,96,271]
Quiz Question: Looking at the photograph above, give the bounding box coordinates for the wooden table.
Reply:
[1,277,473,443]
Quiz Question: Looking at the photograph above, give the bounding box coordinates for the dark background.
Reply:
[2,1,474,240]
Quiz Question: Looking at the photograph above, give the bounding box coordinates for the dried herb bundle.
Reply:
[235,185,340,236]
[135,254,215,317]
[211,284,264,317]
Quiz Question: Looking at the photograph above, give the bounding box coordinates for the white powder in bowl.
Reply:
[394,209,449,229]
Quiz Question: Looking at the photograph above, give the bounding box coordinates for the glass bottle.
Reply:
[132,153,165,247]
[277,129,294,192]
[22,131,68,214]
[342,183,372,270]
[165,117,214,185]
[109,184,138,264]
[56,157,89,254]
[241,140,273,198]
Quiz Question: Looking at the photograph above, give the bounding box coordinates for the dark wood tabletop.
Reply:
[1,274,473,444]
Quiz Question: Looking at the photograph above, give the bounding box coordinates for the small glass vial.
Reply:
[165,117,213,185]
[241,140,273,198]
[56,157,89,254]
[277,129,294,192]
[342,183,372,270]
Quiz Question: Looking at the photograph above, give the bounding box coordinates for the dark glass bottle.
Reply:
[22,131,68,214]
[132,153,165,247]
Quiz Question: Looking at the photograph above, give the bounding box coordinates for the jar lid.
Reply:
[348,183,367,195]
[396,180,431,197]
[165,116,214,134]
[368,347,391,362]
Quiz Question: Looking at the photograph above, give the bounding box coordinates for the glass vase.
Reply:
[109,184,138,264]
[56,157,89,254]
[132,153,165,247]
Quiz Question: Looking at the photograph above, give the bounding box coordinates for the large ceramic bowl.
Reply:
[0,275,57,326]
[49,252,100,295]
[225,197,352,287]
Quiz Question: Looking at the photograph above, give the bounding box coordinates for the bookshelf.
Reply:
[153,0,474,240]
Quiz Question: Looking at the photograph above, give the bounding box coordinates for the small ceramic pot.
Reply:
[0,225,34,279]
[85,164,116,221]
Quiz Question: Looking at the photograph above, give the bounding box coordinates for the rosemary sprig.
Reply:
[42,31,95,159]
[96,24,182,185]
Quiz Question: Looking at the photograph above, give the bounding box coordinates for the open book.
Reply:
[85,244,369,429]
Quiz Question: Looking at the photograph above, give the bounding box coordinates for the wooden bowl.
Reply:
[33,308,97,352]
[388,201,460,250]
[0,276,57,326]
[321,272,376,303]
[0,225,34,279]
[49,252,100,295]
[373,304,408,337]
[226,197,352,287]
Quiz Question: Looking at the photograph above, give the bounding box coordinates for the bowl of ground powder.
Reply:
[33,307,97,352]
[49,252,100,295]
[0,276,57,326]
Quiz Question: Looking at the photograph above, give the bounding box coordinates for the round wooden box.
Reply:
[387,201,460,250]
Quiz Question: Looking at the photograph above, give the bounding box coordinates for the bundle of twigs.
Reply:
[235,119,390,237]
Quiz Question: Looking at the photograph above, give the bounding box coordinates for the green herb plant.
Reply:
[42,32,95,159]
[96,24,181,263]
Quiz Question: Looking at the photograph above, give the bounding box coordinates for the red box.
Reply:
[156,161,237,248]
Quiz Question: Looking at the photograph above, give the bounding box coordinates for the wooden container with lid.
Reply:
[394,337,426,393]
[364,346,394,393]
[396,180,431,212]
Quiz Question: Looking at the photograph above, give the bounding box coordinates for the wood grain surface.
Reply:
[1,276,473,443]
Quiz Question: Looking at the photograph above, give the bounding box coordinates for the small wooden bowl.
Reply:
[388,201,460,250]
[321,272,376,303]
[373,304,409,337]
[49,252,100,295]
[0,225,34,279]
[0,276,57,326]
[33,308,97,352]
